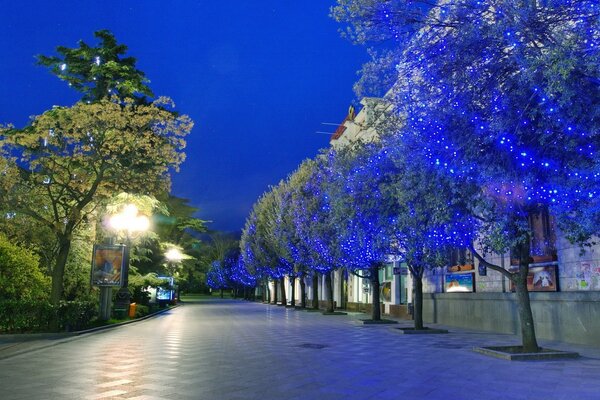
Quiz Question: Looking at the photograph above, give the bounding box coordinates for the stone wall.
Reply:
[423,291,600,346]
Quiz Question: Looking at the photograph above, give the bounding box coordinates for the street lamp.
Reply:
[106,204,150,316]
[165,247,186,303]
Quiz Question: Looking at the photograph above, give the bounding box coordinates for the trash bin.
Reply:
[128,302,137,318]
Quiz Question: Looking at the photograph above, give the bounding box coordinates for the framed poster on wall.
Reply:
[444,272,475,293]
[90,244,126,287]
[509,265,557,292]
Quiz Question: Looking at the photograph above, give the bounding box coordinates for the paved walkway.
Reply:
[1,298,600,399]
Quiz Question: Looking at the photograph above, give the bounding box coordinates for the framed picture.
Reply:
[91,244,126,287]
[509,265,557,292]
[380,281,392,302]
[445,272,475,293]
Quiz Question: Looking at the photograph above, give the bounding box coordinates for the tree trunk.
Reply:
[264,280,269,302]
[49,237,72,331]
[273,280,278,304]
[279,278,287,305]
[369,263,381,321]
[290,276,296,307]
[514,241,539,352]
[312,274,319,309]
[325,271,334,313]
[51,238,72,305]
[300,275,306,308]
[220,288,224,298]
[413,274,424,330]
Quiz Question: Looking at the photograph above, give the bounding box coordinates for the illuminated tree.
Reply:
[325,143,399,320]
[0,98,192,305]
[240,210,269,301]
[294,154,347,313]
[283,160,323,309]
[337,0,600,350]
[206,260,229,298]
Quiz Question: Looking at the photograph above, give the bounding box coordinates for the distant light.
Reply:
[165,248,185,262]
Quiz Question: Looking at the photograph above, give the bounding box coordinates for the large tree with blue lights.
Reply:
[326,143,400,321]
[298,154,348,313]
[337,0,600,351]
[286,159,323,310]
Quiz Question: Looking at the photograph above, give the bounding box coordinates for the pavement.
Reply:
[1,298,600,399]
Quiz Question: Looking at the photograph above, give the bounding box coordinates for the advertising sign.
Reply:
[156,276,175,301]
[91,244,126,287]
[510,265,557,292]
[445,273,475,292]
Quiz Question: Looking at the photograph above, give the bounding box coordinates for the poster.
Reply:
[509,265,557,292]
[576,261,593,290]
[445,273,475,292]
[91,244,126,287]
[381,282,392,302]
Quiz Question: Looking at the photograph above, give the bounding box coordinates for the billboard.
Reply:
[445,272,475,292]
[156,276,175,301]
[91,244,126,287]
[509,265,557,292]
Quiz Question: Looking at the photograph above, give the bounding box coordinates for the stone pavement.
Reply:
[1,298,600,400]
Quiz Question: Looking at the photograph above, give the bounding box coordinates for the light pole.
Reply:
[107,204,150,317]
[165,247,185,303]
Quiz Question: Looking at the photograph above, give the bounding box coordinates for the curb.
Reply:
[0,304,180,360]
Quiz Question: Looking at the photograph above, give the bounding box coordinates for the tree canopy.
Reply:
[37,30,153,102]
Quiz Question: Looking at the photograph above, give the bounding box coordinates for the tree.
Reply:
[253,188,292,306]
[326,143,399,320]
[295,154,347,313]
[387,0,600,350]
[0,98,192,305]
[37,30,153,103]
[240,210,269,301]
[206,261,229,298]
[283,160,322,309]
[200,232,239,296]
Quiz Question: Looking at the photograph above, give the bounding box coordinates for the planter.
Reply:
[395,327,448,334]
[474,346,579,361]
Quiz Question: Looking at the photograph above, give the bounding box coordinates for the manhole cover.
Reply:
[431,344,465,349]
[297,343,328,349]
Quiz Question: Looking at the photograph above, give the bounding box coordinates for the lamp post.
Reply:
[107,204,150,317]
[165,247,185,303]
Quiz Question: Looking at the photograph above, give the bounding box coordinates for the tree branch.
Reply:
[469,244,513,279]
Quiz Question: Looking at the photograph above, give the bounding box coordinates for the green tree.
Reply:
[37,30,153,103]
[0,233,50,301]
[0,98,192,306]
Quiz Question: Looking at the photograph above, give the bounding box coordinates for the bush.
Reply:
[134,304,149,318]
[0,234,50,301]
[0,300,54,332]
[57,301,97,332]
[0,299,97,333]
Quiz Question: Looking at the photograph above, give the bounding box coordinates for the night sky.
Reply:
[0,1,366,232]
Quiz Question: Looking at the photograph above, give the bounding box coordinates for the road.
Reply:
[1,298,600,400]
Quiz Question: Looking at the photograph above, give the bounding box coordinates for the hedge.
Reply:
[0,300,97,333]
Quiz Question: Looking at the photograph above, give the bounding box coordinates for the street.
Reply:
[1,298,600,400]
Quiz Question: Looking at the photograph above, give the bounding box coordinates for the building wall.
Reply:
[422,291,600,346]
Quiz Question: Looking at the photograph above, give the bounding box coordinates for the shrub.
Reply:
[0,234,50,301]
[57,300,97,331]
[134,304,149,318]
[0,299,97,333]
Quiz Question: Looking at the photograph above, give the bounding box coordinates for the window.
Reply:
[529,208,557,261]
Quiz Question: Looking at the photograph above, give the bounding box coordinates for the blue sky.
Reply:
[0,1,366,232]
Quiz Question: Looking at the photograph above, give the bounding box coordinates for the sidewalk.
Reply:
[0,305,178,360]
[1,299,599,400]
